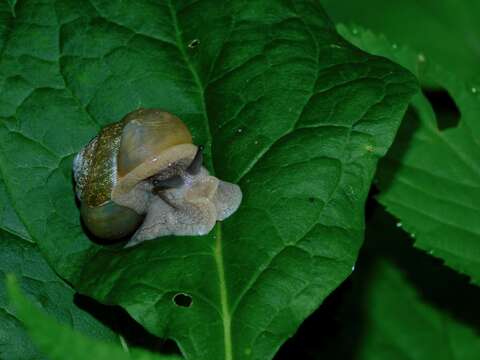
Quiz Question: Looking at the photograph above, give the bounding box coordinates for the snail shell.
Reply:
[73,109,242,246]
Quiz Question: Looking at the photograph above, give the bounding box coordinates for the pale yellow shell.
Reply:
[112,109,197,201]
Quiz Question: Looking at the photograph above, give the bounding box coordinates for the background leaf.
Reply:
[0,1,416,359]
[6,275,180,360]
[353,211,480,360]
[319,209,480,360]
[321,0,480,85]
[274,207,480,359]
[336,25,480,284]
[0,230,118,359]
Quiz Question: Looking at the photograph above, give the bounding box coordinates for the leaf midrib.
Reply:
[166,2,233,359]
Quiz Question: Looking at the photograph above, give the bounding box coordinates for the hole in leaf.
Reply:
[422,88,460,130]
[173,293,193,307]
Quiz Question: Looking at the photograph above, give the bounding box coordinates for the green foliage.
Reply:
[0,0,416,359]
[0,177,31,241]
[336,25,480,284]
[6,275,180,360]
[0,230,118,359]
[10,0,480,359]
[317,210,480,360]
[321,0,480,84]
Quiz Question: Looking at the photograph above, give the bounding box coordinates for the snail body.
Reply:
[73,109,242,247]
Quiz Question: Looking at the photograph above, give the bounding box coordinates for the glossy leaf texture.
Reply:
[0,177,31,241]
[0,230,118,359]
[314,210,480,360]
[337,25,480,284]
[6,276,180,360]
[322,0,480,84]
[0,1,417,359]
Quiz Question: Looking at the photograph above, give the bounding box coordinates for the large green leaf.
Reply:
[321,0,480,84]
[0,1,417,359]
[337,25,480,284]
[276,209,480,360]
[0,177,31,241]
[6,275,180,360]
[316,210,480,360]
[0,3,31,242]
[0,230,118,359]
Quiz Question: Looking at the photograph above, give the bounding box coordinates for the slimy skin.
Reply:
[117,166,242,247]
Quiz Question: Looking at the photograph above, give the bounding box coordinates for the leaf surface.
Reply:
[0,177,31,241]
[338,25,480,284]
[6,276,180,360]
[317,210,480,360]
[0,230,118,359]
[322,0,480,84]
[0,1,417,359]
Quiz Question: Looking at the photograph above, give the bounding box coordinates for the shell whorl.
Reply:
[74,109,196,208]
[73,121,123,207]
[117,109,193,176]
[112,109,197,199]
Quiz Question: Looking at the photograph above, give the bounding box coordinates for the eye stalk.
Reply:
[186,145,204,175]
[152,175,184,192]
[150,144,203,192]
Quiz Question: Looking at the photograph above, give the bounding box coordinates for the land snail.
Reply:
[73,108,242,248]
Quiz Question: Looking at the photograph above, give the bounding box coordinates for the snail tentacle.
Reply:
[186,145,204,175]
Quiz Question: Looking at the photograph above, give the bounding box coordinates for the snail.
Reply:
[73,109,242,248]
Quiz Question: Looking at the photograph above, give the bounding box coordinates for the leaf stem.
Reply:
[214,224,233,360]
